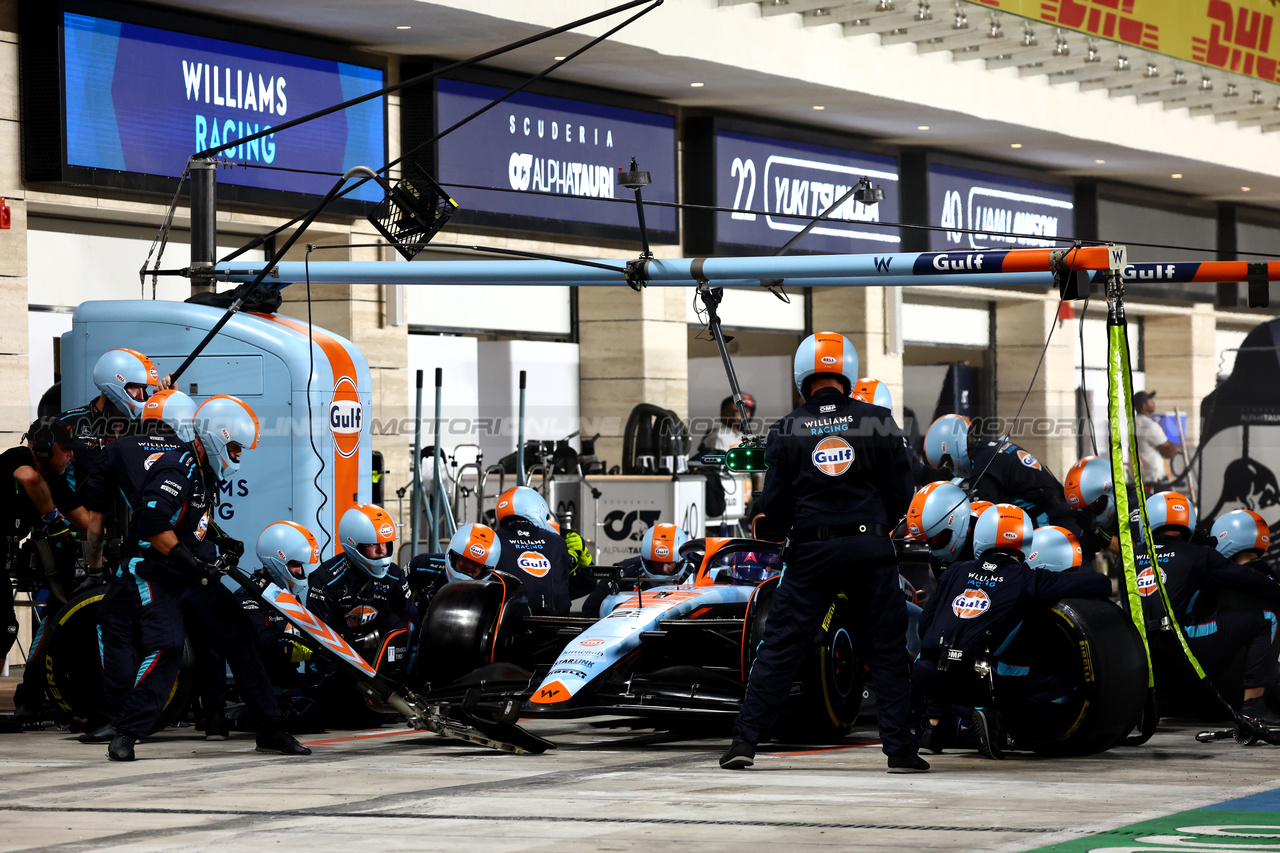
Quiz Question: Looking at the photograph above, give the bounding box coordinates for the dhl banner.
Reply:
[974,0,1280,86]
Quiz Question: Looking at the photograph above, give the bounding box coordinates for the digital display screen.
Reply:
[927,165,1073,252]
[434,79,678,239]
[714,130,900,253]
[61,11,386,202]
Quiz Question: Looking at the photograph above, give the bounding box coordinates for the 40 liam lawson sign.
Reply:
[979,0,1280,87]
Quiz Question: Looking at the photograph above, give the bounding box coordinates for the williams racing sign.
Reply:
[434,79,677,241]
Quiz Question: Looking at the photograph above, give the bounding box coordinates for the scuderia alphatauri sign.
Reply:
[434,79,677,239]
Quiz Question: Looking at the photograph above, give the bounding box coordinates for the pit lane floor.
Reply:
[0,674,1277,852]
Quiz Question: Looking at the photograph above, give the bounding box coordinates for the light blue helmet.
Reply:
[140,389,196,443]
[925,415,973,477]
[256,521,321,600]
[1065,456,1115,529]
[92,348,159,420]
[793,332,858,397]
[1027,526,1083,572]
[1146,490,1196,539]
[972,503,1033,561]
[1211,510,1271,559]
[192,395,259,483]
[852,378,893,410]
[446,523,502,583]
[639,523,692,581]
[906,481,971,563]
[496,486,561,534]
[339,503,398,578]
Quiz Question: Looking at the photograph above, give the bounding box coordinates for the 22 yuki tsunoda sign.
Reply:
[61,11,385,202]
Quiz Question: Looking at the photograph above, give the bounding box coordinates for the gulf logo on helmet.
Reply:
[518,551,552,577]
[1017,450,1042,470]
[379,522,395,540]
[952,589,991,619]
[468,542,488,559]
[1137,566,1167,596]
[329,376,363,459]
[812,436,855,476]
[654,545,670,558]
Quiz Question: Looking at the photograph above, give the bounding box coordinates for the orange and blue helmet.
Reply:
[339,503,397,578]
[256,521,321,599]
[1065,456,1115,528]
[1211,510,1270,559]
[140,389,196,443]
[1146,491,1196,539]
[446,523,502,583]
[972,503,1033,560]
[925,415,972,477]
[793,332,857,398]
[906,481,971,563]
[193,395,259,483]
[92,348,159,420]
[1027,526,1083,572]
[852,378,893,410]
[639,523,691,580]
[495,486,560,534]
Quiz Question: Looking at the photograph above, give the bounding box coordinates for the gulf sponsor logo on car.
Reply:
[580,638,605,647]
[1137,566,1167,597]
[518,551,551,578]
[811,436,854,476]
[952,588,991,619]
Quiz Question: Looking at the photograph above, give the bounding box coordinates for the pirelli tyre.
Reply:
[1000,597,1148,756]
[40,586,195,734]
[746,578,865,742]
[416,572,530,689]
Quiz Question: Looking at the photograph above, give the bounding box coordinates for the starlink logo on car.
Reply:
[435,79,677,235]
[928,165,1073,252]
[715,129,900,253]
[60,12,385,201]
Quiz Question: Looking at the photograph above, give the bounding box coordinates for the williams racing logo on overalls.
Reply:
[1136,566,1168,597]
[811,436,854,476]
[952,588,991,619]
[517,551,552,578]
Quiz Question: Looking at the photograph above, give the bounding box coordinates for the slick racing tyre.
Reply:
[1000,597,1147,756]
[747,579,864,743]
[40,586,195,734]
[416,572,530,689]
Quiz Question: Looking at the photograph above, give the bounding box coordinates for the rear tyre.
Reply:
[40,586,195,734]
[747,583,864,743]
[1002,597,1147,756]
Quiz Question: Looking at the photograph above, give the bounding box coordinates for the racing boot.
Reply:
[107,733,136,762]
[255,727,311,756]
[719,737,756,770]
[887,754,931,773]
[918,720,944,755]
[1241,698,1280,729]
[204,712,229,741]
[78,722,117,744]
[973,708,1005,760]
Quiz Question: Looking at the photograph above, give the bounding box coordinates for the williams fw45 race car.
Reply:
[420,536,1151,756]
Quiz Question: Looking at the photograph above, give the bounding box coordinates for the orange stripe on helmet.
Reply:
[1064,456,1095,506]
[812,332,844,377]
[906,481,945,538]
[355,503,397,543]
[201,394,261,449]
[995,504,1028,548]
[970,500,994,519]
[278,520,321,563]
[648,524,677,562]
[851,378,879,404]
[1160,491,1192,529]
[465,524,497,562]
[496,487,519,524]
[141,389,176,425]
[1047,526,1083,568]
[116,349,160,386]
[1246,510,1271,552]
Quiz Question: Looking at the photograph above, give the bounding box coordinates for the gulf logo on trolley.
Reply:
[1136,566,1167,597]
[329,376,363,459]
[952,588,991,619]
[812,436,854,476]
[517,551,551,577]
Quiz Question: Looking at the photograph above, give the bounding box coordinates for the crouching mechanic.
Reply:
[493,487,573,616]
[107,395,309,760]
[307,504,418,684]
[916,504,1112,759]
[583,523,693,618]
[1140,495,1280,725]
[906,481,981,574]
[721,332,925,774]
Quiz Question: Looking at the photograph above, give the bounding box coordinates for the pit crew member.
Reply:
[493,486,573,616]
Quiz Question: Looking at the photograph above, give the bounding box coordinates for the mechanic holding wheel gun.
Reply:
[720,332,927,773]
[105,395,309,761]
[914,504,1111,759]
[0,418,90,730]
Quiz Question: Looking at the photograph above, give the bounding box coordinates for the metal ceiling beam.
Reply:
[760,0,838,18]
[842,1,934,33]
[916,16,1003,53]
[880,10,973,46]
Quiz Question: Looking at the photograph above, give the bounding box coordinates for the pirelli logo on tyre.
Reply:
[811,436,854,476]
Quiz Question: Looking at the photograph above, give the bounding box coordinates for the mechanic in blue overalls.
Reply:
[720,332,925,773]
[1139,495,1280,727]
[493,486,574,616]
[916,504,1111,758]
[925,414,1083,540]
